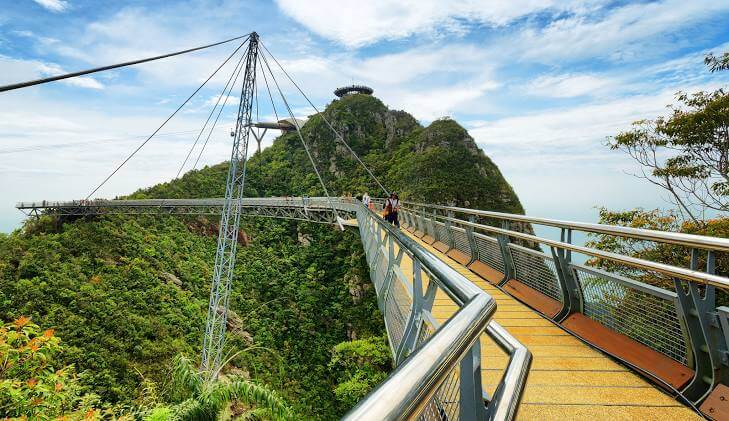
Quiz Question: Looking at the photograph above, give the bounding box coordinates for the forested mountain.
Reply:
[0,93,524,419]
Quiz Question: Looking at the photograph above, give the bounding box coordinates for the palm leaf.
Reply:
[171,355,203,400]
[209,379,293,420]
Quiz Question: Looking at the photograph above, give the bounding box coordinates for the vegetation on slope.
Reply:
[1,93,526,418]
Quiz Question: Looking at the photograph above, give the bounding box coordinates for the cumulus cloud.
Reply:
[527,74,615,98]
[36,62,104,89]
[470,82,726,156]
[32,0,69,13]
[0,55,103,89]
[274,0,606,47]
[513,0,729,64]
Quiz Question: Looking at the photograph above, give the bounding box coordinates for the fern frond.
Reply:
[209,379,293,420]
[171,355,204,400]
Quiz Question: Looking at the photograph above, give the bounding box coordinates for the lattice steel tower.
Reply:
[201,32,259,375]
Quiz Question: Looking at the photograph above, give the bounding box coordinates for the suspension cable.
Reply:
[176,48,247,179]
[192,54,247,171]
[85,39,249,199]
[260,42,389,197]
[258,48,342,226]
[258,58,281,122]
[0,34,251,93]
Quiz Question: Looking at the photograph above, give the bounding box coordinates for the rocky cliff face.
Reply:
[239,94,525,214]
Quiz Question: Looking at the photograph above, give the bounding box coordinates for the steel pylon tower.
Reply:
[201,32,259,375]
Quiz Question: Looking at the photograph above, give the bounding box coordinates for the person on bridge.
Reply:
[385,192,401,228]
[362,192,372,209]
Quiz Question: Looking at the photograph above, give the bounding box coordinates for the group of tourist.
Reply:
[361,191,400,228]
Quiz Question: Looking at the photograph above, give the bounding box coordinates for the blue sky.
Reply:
[1,0,729,232]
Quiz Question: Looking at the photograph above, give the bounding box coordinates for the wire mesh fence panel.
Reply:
[474,232,505,273]
[414,312,460,421]
[373,247,389,293]
[435,221,451,246]
[450,226,471,258]
[424,217,436,239]
[402,211,413,229]
[508,244,563,303]
[573,264,688,365]
[414,214,425,233]
[385,277,412,352]
[366,228,379,265]
[415,364,462,421]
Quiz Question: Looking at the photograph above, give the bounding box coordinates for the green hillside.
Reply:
[0,94,524,419]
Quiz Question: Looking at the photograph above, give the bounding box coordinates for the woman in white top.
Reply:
[362,192,371,208]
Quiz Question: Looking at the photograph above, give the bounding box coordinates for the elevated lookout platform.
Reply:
[18,197,729,419]
[402,230,698,420]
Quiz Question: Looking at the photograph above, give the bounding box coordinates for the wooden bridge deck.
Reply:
[389,228,699,420]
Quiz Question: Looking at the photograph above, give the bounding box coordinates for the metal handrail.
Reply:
[343,294,493,420]
[401,201,729,252]
[438,215,729,289]
[485,322,532,421]
[345,205,530,420]
[15,196,533,418]
[16,197,349,209]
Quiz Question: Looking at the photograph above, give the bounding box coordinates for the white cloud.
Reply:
[384,78,499,121]
[513,0,729,64]
[32,0,69,13]
[527,73,614,98]
[274,0,606,47]
[471,82,725,155]
[0,55,103,89]
[36,62,104,89]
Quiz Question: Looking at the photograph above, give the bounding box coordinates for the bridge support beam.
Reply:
[496,220,515,286]
[675,249,729,403]
[553,228,583,321]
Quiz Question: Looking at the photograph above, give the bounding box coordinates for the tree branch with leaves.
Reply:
[608,79,729,223]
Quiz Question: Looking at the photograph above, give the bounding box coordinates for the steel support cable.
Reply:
[258,58,281,122]
[260,42,389,197]
[191,51,247,171]
[258,51,342,226]
[85,39,249,200]
[254,61,261,151]
[0,34,251,93]
[175,49,248,179]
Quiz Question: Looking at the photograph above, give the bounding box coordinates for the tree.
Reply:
[328,335,391,409]
[0,317,104,419]
[705,52,729,73]
[608,54,728,224]
[143,355,293,420]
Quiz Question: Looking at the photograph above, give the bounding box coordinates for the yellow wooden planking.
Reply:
[517,404,694,421]
[388,229,700,420]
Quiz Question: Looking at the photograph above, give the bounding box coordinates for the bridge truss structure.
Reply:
[18,196,729,419]
[7,27,729,420]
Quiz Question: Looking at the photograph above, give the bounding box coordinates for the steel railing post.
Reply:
[553,228,583,321]
[496,220,515,285]
[459,340,487,421]
[466,215,478,266]
[396,259,424,363]
[674,249,727,403]
[444,210,455,250]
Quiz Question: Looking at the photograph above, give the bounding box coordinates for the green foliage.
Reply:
[329,335,391,409]
[609,54,728,223]
[386,118,524,212]
[146,354,293,420]
[0,92,525,418]
[705,52,729,73]
[586,208,728,295]
[0,317,103,419]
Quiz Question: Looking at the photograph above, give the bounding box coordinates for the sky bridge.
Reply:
[5,30,729,420]
[18,197,729,420]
